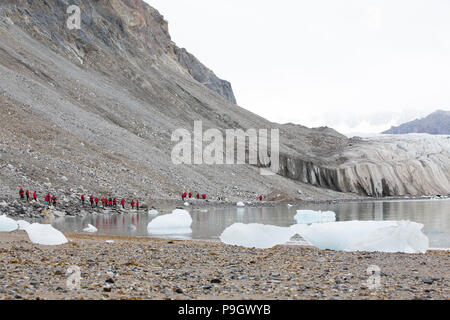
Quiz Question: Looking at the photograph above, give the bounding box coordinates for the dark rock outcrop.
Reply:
[383,110,450,135]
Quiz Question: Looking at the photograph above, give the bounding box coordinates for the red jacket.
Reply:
[19,189,24,195]
[95,197,99,203]
[202,194,206,199]
[26,190,29,197]
[33,192,37,199]
[81,195,85,201]
[121,199,125,205]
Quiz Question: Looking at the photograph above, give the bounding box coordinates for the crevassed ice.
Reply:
[147,209,192,235]
[0,215,19,232]
[294,210,336,224]
[220,220,429,253]
[25,223,68,246]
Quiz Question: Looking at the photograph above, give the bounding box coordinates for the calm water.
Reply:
[52,199,450,248]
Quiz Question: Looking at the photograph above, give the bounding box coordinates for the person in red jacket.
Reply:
[259,195,263,201]
[51,195,57,206]
[95,197,99,207]
[108,198,113,207]
[188,192,192,199]
[44,194,50,206]
[90,195,94,207]
[136,201,139,211]
[81,194,85,206]
[26,189,30,201]
[113,198,117,207]
[33,191,37,202]
[121,199,125,209]
[19,188,24,200]
[202,194,207,200]
[181,192,187,201]
[130,200,135,210]
[196,193,200,199]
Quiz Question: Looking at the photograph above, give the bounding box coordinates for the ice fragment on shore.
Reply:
[220,223,295,249]
[24,223,68,245]
[147,209,192,235]
[0,215,18,232]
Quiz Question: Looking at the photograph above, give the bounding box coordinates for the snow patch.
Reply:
[147,209,192,235]
[25,223,68,245]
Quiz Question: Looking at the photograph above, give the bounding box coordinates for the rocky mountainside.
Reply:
[383,110,450,135]
[0,0,449,202]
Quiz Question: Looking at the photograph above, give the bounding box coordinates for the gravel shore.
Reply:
[0,232,448,300]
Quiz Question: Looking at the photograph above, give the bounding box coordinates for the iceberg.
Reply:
[294,210,336,224]
[147,209,192,235]
[0,215,18,232]
[17,220,31,230]
[24,223,68,245]
[148,209,159,215]
[219,221,429,253]
[184,202,190,207]
[83,224,98,233]
[236,202,245,207]
[290,221,429,253]
[220,223,295,249]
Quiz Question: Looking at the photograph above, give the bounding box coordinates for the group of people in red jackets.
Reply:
[181,192,207,201]
[82,194,140,210]
[18,188,57,206]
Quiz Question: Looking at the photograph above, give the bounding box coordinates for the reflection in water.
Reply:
[52,199,450,248]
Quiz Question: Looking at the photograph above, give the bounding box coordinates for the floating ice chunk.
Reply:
[236,202,245,207]
[290,221,429,253]
[148,209,159,215]
[0,215,18,232]
[17,220,31,230]
[127,225,137,232]
[83,224,98,233]
[25,223,68,245]
[184,202,190,207]
[220,223,295,249]
[294,210,336,224]
[147,209,192,235]
[287,204,293,207]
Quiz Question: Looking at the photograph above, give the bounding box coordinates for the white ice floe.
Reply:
[127,225,137,232]
[148,209,159,215]
[0,215,18,232]
[291,221,429,253]
[220,220,429,253]
[220,223,295,249]
[236,202,245,207]
[184,202,190,207]
[147,209,192,235]
[17,220,31,230]
[83,224,98,233]
[24,223,68,245]
[294,210,336,224]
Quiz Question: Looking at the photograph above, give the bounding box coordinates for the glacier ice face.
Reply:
[83,224,98,233]
[294,210,336,224]
[24,223,68,245]
[0,215,18,232]
[220,220,429,253]
[290,221,429,253]
[147,209,192,235]
[220,223,295,249]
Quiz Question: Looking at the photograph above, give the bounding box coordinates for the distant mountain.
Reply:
[383,110,450,135]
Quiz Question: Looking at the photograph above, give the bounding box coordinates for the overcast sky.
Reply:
[146,0,450,135]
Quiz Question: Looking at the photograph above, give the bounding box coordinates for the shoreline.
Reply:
[0,231,448,300]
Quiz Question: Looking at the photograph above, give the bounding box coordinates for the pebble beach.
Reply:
[0,232,448,300]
